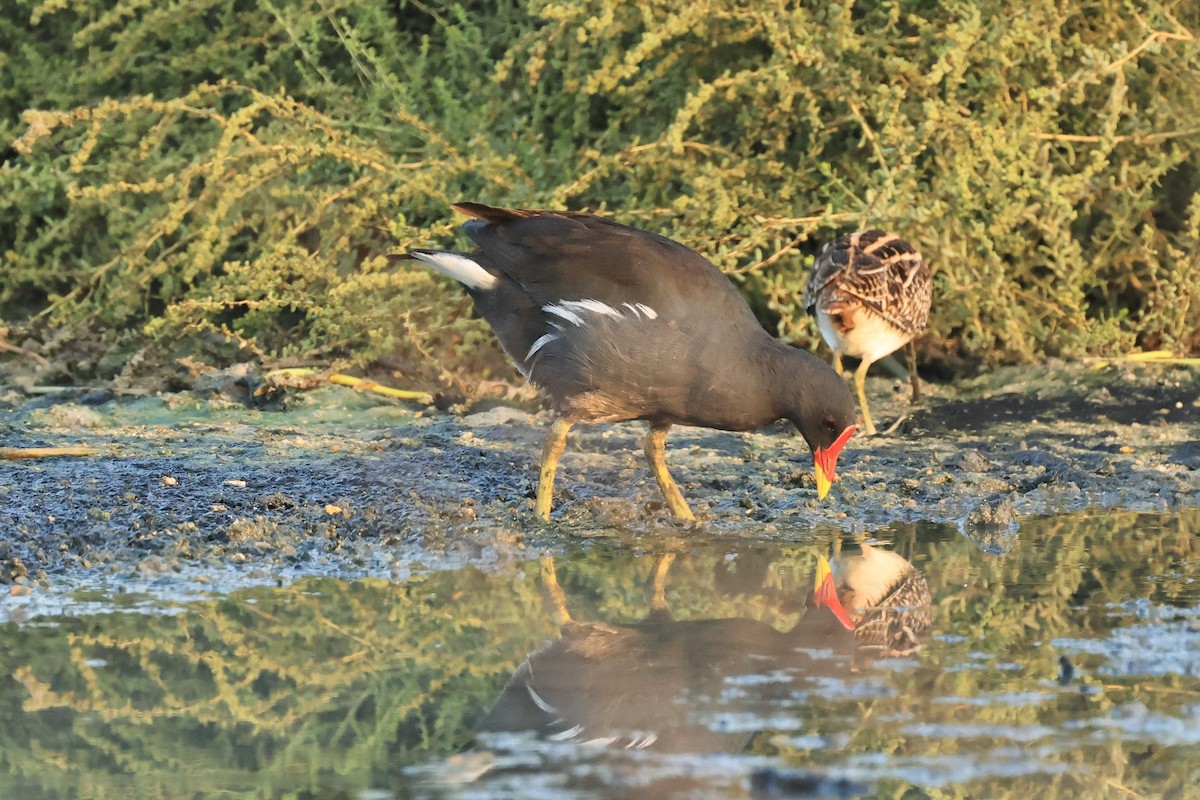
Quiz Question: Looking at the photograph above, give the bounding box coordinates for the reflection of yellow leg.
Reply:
[832,351,844,377]
[536,419,572,521]
[907,341,921,402]
[855,359,877,436]
[539,556,572,625]
[650,552,676,611]
[644,424,695,521]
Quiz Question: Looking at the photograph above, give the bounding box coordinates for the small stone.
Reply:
[948,449,991,472]
[460,405,536,427]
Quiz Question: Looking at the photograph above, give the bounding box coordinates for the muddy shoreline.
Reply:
[2,359,1198,593]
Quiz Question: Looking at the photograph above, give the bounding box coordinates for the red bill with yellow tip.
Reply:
[812,554,855,630]
[813,425,856,500]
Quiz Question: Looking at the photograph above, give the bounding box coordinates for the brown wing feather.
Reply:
[452,202,538,223]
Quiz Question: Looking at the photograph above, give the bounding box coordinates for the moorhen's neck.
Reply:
[758,339,849,424]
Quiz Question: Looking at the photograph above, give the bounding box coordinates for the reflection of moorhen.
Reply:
[478,556,856,753]
[836,543,932,656]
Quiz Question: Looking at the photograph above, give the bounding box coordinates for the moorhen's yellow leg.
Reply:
[650,552,676,611]
[644,424,695,521]
[854,359,877,436]
[536,418,573,521]
[832,351,845,377]
[539,556,573,625]
[907,341,921,402]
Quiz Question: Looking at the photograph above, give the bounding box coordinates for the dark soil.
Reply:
[1,358,1197,591]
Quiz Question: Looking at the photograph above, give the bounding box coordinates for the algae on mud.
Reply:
[1,358,1197,586]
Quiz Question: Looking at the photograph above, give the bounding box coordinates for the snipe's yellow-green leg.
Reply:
[644,424,695,521]
[833,349,880,435]
[853,359,877,436]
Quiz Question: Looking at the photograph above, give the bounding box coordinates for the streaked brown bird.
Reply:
[803,230,932,435]
[407,203,857,521]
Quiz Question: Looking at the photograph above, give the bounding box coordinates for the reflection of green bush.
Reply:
[3,1,1198,383]
[0,569,558,798]
[0,510,1197,798]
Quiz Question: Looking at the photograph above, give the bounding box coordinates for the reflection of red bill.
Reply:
[813,425,856,499]
[813,555,855,630]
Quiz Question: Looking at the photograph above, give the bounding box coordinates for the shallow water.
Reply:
[2,509,1199,799]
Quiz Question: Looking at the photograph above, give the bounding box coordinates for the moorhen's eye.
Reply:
[823,417,839,434]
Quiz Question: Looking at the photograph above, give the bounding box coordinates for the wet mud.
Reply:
[2,359,1197,590]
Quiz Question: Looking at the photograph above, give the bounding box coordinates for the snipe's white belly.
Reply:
[816,307,914,365]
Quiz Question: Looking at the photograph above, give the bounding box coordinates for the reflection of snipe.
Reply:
[837,542,932,656]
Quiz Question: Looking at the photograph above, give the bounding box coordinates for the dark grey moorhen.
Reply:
[408,203,857,521]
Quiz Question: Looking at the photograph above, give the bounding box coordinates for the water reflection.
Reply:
[479,554,862,751]
[471,545,931,796]
[835,542,931,656]
[1,511,1199,800]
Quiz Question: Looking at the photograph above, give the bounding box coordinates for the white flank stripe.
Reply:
[544,303,584,326]
[526,683,559,715]
[411,251,497,290]
[549,724,584,741]
[581,736,620,747]
[634,732,658,749]
[561,299,622,318]
[545,298,657,327]
[526,332,558,361]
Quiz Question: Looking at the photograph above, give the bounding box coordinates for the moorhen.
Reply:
[409,203,858,521]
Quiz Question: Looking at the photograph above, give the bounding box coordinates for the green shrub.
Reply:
[3,0,1198,387]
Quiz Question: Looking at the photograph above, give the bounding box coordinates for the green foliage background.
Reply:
[3,0,1199,385]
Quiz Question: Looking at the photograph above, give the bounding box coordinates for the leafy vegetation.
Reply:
[2,0,1198,389]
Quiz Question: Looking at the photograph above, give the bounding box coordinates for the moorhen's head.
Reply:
[790,369,857,499]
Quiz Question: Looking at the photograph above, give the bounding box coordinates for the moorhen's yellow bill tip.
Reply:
[814,462,833,500]
[815,554,834,585]
[813,424,856,500]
